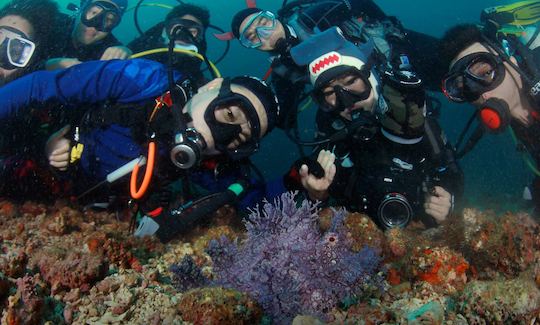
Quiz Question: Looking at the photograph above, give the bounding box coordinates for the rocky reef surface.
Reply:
[0,193,539,324]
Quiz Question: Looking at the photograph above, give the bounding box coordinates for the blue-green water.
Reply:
[4,0,533,212]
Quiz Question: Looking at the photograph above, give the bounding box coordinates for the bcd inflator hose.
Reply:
[155,182,246,242]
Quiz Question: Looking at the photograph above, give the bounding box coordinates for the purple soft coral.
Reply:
[170,255,209,291]
[206,192,381,323]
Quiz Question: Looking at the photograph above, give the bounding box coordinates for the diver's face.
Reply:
[167,14,205,47]
[0,15,34,86]
[451,42,529,125]
[185,78,269,155]
[322,73,376,121]
[176,14,203,44]
[73,3,111,45]
[239,13,285,52]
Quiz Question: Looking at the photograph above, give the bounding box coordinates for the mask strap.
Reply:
[218,77,232,98]
[481,35,535,86]
[0,26,31,41]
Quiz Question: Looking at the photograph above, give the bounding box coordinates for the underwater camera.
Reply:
[354,162,440,229]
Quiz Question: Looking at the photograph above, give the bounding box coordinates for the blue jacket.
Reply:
[0,59,178,180]
[0,59,285,208]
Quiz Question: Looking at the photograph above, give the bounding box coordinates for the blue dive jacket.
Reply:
[0,59,178,181]
[0,59,174,120]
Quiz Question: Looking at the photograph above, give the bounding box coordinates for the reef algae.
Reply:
[0,197,539,323]
[178,287,263,324]
[458,277,540,324]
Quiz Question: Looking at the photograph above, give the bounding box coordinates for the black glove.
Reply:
[283,157,325,191]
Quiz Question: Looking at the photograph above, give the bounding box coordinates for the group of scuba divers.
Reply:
[0,0,539,242]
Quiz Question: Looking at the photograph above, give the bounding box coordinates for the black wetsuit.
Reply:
[312,110,464,228]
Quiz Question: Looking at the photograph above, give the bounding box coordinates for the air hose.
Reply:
[130,48,221,77]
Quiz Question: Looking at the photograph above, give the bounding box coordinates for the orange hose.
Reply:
[130,141,156,199]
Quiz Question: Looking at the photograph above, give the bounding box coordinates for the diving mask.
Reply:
[0,26,35,69]
[239,11,277,49]
[442,51,505,103]
[166,18,204,43]
[316,69,372,113]
[80,1,122,32]
[204,78,261,160]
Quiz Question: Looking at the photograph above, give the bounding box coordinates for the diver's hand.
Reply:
[424,186,452,223]
[45,58,82,70]
[45,125,71,171]
[299,150,336,201]
[101,46,132,60]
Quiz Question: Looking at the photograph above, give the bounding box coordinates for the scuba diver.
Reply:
[285,28,463,230]
[0,0,59,86]
[223,0,442,130]
[0,58,280,242]
[0,0,69,202]
[128,2,211,86]
[438,1,540,214]
[45,0,132,70]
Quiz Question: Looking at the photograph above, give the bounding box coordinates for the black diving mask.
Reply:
[167,18,205,46]
[80,1,122,32]
[316,70,372,113]
[204,78,261,160]
[442,51,505,103]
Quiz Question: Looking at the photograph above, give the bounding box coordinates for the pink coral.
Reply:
[2,274,45,325]
[37,249,107,293]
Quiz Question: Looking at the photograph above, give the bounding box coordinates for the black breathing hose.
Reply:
[134,0,145,36]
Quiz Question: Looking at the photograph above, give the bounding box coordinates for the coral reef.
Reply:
[458,277,540,324]
[67,270,185,324]
[0,245,27,278]
[0,195,540,324]
[35,248,108,294]
[201,192,382,323]
[170,255,209,291]
[1,274,45,325]
[320,210,386,253]
[460,209,540,278]
[409,246,469,295]
[41,206,83,235]
[178,287,263,325]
